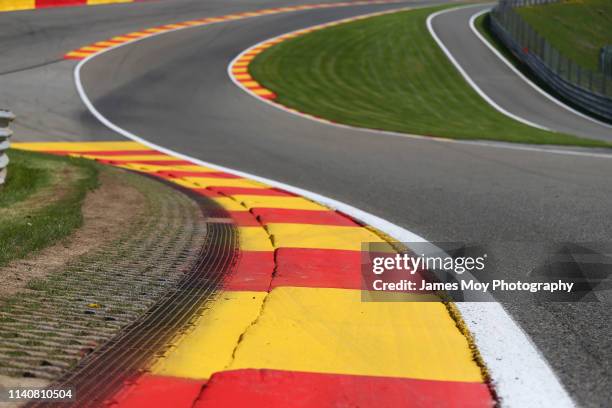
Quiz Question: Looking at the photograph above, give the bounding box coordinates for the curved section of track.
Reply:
[0,0,384,140]
[72,3,612,407]
[429,4,612,142]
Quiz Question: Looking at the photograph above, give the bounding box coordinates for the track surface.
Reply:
[430,4,612,142]
[0,0,366,139]
[2,0,611,406]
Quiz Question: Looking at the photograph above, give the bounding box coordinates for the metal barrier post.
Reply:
[0,110,15,185]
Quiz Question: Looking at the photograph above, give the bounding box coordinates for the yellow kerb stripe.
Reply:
[210,197,249,211]
[75,154,180,161]
[233,196,325,211]
[110,36,133,42]
[176,177,267,189]
[78,46,107,52]
[266,223,391,251]
[94,41,119,47]
[253,89,275,96]
[152,291,267,379]
[115,163,218,173]
[144,28,167,33]
[65,51,94,58]
[0,0,35,11]
[238,227,274,251]
[154,287,484,382]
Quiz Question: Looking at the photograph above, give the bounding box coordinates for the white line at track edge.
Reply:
[426,5,552,132]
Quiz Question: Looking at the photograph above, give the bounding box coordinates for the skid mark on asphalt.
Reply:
[13,141,494,407]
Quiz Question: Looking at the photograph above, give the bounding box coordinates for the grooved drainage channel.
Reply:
[0,168,208,380]
[28,183,237,408]
[5,142,238,407]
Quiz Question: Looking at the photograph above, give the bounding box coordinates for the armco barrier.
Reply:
[0,110,15,185]
[490,0,612,122]
[501,0,559,5]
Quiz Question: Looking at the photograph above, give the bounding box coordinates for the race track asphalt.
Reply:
[430,4,612,142]
[0,0,374,139]
[2,0,611,406]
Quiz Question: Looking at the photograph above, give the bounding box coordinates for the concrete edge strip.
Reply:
[70,4,575,407]
[426,5,551,131]
[468,7,612,130]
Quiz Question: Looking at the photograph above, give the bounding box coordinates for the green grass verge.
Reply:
[516,0,612,73]
[0,149,98,267]
[249,5,610,147]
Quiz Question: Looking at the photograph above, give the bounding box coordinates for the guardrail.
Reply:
[0,110,15,185]
[490,0,612,122]
[500,0,559,5]
[601,46,612,77]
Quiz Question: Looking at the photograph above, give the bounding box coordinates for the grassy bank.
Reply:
[0,149,98,266]
[517,0,612,72]
[249,6,608,147]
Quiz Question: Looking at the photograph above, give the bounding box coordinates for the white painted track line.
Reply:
[426,5,552,132]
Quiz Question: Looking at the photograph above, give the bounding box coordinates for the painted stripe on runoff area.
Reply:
[13,141,493,407]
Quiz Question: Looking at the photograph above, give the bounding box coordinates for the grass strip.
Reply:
[516,0,612,73]
[250,5,609,147]
[0,149,98,267]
